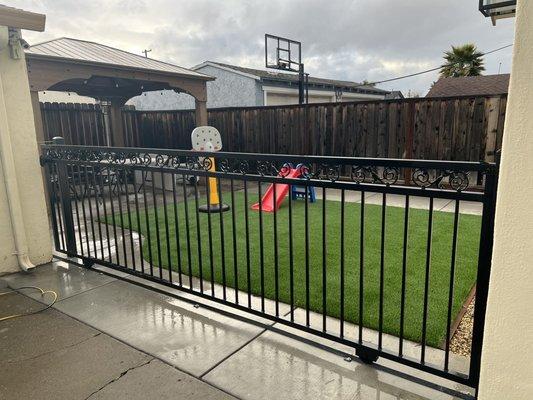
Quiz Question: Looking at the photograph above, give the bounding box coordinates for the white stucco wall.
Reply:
[38,90,96,104]
[477,2,533,399]
[129,64,260,110]
[0,26,52,274]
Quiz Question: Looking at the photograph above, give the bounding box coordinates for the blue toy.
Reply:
[291,183,316,203]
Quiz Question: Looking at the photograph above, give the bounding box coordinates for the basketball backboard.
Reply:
[265,34,302,73]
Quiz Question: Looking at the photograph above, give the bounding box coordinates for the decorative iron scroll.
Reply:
[41,147,478,192]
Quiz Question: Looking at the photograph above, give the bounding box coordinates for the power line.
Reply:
[357,43,514,88]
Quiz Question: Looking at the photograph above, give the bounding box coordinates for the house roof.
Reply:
[195,61,389,95]
[25,37,212,80]
[427,74,510,97]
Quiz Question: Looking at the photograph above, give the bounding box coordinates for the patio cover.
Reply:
[25,37,214,146]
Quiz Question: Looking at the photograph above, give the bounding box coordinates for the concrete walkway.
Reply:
[0,279,235,400]
[1,261,474,400]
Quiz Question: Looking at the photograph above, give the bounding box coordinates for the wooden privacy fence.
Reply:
[40,102,108,146]
[40,95,507,162]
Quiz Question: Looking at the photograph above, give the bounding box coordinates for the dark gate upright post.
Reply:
[469,161,499,387]
[53,136,77,255]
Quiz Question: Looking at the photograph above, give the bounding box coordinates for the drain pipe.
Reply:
[0,30,35,271]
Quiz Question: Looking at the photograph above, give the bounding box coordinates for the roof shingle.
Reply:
[426,74,510,98]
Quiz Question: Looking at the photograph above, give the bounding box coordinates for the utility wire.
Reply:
[357,43,514,88]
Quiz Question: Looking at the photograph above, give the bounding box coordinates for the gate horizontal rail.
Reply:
[40,141,497,390]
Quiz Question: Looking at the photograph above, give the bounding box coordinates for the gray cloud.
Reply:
[13,0,515,94]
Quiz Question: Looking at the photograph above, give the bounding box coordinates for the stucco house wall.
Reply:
[129,64,260,111]
[130,62,390,110]
[477,1,533,399]
[0,25,52,274]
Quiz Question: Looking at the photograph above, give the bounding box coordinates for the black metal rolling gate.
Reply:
[40,140,497,390]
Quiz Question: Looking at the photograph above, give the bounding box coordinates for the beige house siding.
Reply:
[478,1,533,399]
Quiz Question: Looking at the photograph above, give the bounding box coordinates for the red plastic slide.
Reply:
[251,167,302,212]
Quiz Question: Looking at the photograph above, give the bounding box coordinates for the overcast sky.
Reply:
[12,0,516,95]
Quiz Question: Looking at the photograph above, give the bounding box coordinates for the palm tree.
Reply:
[440,44,485,77]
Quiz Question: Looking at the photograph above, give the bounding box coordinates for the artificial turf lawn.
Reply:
[113,190,481,348]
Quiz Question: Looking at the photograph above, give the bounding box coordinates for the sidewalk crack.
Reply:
[84,358,154,399]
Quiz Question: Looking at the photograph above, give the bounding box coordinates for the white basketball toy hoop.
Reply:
[191,126,222,152]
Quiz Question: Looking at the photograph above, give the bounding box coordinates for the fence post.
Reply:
[52,136,77,255]
[468,159,499,387]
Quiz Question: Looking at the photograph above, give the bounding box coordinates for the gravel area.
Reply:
[450,299,474,356]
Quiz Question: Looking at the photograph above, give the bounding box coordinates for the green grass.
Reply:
[112,191,481,347]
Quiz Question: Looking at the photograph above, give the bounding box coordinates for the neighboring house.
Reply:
[130,61,395,110]
[426,74,510,97]
[39,90,96,103]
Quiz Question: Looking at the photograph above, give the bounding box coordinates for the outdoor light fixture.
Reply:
[479,0,516,25]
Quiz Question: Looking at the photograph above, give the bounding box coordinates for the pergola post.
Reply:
[108,98,127,147]
[30,91,45,146]
[195,99,208,126]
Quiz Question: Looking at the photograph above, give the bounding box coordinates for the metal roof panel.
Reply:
[25,37,211,80]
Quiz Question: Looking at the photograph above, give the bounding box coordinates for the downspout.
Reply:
[0,27,35,271]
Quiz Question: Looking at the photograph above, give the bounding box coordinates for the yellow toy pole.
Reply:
[208,157,220,206]
[192,126,230,213]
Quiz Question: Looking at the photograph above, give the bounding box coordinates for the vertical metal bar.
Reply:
[230,179,239,304]
[217,178,227,300]
[445,199,460,370]
[171,174,183,285]
[469,167,498,386]
[87,166,102,259]
[141,172,154,276]
[71,167,85,257]
[44,163,61,250]
[273,182,279,316]
[52,165,66,252]
[132,171,145,274]
[340,189,345,338]
[244,180,252,308]
[258,180,265,312]
[71,166,84,257]
[83,166,97,259]
[56,160,77,255]
[161,172,172,283]
[122,168,137,271]
[98,166,112,262]
[115,168,128,266]
[186,175,197,290]
[359,191,365,344]
[421,196,434,364]
[399,195,410,357]
[206,178,215,296]
[305,185,310,326]
[288,182,294,322]
[151,171,163,279]
[378,193,387,349]
[322,187,327,332]
[106,166,120,265]
[91,167,107,260]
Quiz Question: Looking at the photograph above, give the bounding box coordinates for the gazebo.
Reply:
[25,37,214,146]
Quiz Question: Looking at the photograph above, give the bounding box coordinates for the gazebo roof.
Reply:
[25,37,213,101]
[26,37,211,80]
